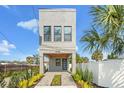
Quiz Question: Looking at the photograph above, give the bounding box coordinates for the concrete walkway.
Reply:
[35,72,76,88]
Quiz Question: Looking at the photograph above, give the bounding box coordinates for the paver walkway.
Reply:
[35,72,76,88]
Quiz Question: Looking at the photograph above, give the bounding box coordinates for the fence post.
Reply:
[4,64,7,74]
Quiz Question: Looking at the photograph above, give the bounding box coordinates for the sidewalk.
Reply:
[35,72,76,88]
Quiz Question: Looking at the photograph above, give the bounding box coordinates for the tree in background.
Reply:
[91,50,103,62]
[26,56,34,65]
[76,54,89,63]
[80,27,109,53]
[107,52,118,59]
[26,56,34,76]
[90,5,124,55]
[81,5,124,60]
[33,54,40,64]
[80,27,109,61]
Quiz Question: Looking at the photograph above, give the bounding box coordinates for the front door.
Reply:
[62,59,67,70]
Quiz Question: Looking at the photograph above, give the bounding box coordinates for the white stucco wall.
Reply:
[39,8,76,73]
[39,9,76,51]
[77,59,124,88]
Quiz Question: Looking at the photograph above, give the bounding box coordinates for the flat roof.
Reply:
[39,8,76,12]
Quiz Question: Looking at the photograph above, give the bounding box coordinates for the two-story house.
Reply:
[39,8,76,74]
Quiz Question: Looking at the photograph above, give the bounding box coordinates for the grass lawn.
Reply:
[51,75,61,86]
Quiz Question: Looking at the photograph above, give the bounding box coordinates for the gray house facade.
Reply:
[39,9,76,74]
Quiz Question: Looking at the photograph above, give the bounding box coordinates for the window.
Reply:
[56,59,61,66]
[64,26,72,41]
[54,26,62,41]
[44,26,51,41]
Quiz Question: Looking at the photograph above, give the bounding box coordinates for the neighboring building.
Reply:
[39,8,76,73]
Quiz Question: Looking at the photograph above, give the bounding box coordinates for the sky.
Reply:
[0,5,94,61]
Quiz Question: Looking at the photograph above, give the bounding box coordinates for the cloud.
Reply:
[1,5,10,9]
[17,19,38,33]
[37,47,39,52]
[0,40,16,55]
[76,45,78,52]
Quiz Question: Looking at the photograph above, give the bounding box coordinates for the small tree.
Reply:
[76,54,83,63]
[26,56,34,76]
[108,52,118,59]
[82,57,89,63]
[76,54,89,63]
[26,56,34,64]
[92,50,103,62]
[33,54,40,64]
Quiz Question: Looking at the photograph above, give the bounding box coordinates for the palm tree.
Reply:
[90,5,124,55]
[90,5,124,34]
[91,50,103,61]
[76,53,89,63]
[33,54,40,64]
[80,27,109,53]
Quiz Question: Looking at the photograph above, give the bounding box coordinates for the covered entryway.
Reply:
[40,51,76,74]
[44,53,70,72]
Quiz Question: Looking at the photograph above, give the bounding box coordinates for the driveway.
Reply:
[35,72,76,88]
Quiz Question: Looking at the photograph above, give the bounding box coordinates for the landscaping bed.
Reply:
[51,75,61,86]
[4,67,44,88]
[72,68,107,88]
[72,68,94,88]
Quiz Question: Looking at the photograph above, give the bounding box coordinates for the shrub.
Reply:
[4,71,13,77]
[32,66,39,76]
[0,72,6,88]
[82,68,89,81]
[17,74,44,88]
[72,74,82,82]
[7,67,43,88]
[8,72,20,88]
[87,71,93,84]
[77,80,84,87]
[30,74,43,82]
[73,68,93,84]
[23,69,32,80]
[18,80,28,88]
[83,82,93,88]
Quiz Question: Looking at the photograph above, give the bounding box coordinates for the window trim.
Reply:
[55,58,61,66]
[44,26,51,42]
[54,26,62,42]
[64,26,72,41]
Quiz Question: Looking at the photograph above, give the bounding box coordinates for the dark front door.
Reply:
[62,59,67,70]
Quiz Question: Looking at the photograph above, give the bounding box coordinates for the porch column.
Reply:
[72,52,76,74]
[67,58,70,72]
[40,53,44,74]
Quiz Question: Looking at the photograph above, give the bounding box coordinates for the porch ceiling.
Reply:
[46,53,70,58]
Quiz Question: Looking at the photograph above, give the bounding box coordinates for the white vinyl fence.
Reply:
[77,59,124,88]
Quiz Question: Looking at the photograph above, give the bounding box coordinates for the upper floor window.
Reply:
[54,26,62,41]
[64,26,72,41]
[44,26,51,41]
